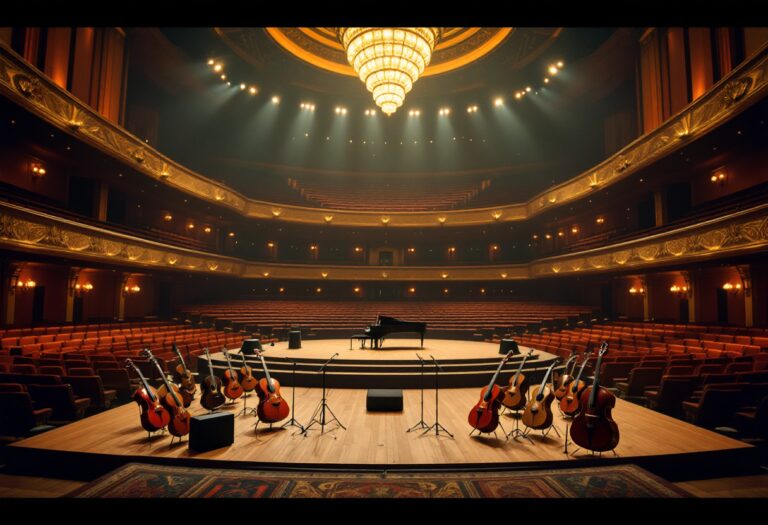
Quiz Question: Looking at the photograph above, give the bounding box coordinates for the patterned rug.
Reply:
[66,463,693,498]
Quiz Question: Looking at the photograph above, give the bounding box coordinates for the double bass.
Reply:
[559,351,592,416]
[221,349,244,400]
[553,354,579,401]
[468,351,514,433]
[238,352,258,393]
[200,348,226,411]
[146,350,191,437]
[521,360,560,430]
[173,343,196,399]
[254,349,290,423]
[501,349,534,411]
[570,342,620,452]
[126,358,170,432]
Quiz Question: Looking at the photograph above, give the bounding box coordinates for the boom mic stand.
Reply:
[281,361,305,433]
[303,353,346,436]
[406,354,429,432]
[423,355,453,438]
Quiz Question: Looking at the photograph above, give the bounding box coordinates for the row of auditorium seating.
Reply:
[0,321,243,359]
[179,300,595,338]
[286,177,492,212]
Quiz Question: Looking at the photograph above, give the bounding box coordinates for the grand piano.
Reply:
[364,315,427,349]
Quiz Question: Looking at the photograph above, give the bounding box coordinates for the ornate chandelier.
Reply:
[338,28,440,116]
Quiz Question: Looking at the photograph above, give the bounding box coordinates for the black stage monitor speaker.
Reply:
[288,330,302,349]
[189,412,234,452]
[241,339,262,355]
[499,339,520,355]
[366,389,403,412]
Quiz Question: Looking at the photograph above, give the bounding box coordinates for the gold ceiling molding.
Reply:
[263,28,514,77]
[531,203,768,278]
[2,201,767,282]
[1,42,768,228]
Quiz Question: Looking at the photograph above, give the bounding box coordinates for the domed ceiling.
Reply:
[134,28,629,203]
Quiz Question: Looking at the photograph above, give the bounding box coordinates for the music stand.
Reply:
[422,356,453,438]
[406,354,429,432]
[281,361,305,433]
[303,354,345,435]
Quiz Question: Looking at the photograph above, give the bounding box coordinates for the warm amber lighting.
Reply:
[437,216,446,224]
[480,288,486,294]
[548,65,558,75]
[123,284,141,294]
[710,170,727,185]
[310,245,318,251]
[467,105,479,113]
[316,288,322,293]
[448,247,456,253]
[321,272,329,278]
[262,272,270,277]
[163,213,173,222]
[272,208,282,217]
[228,232,236,238]
[31,163,46,176]
[441,273,449,279]
[354,246,363,253]
[353,287,361,293]
[491,245,499,251]
[324,215,334,223]
[723,282,742,292]
[443,288,449,293]
[408,287,416,293]
[571,226,579,234]
[271,96,280,104]
[629,286,645,296]
[207,59,215,66]
[19,279,36,290]
[670,285,688,294]
[545,234,552,240]
[407,247,416,253]
[249,86,258,95]
[187,223,195,230]
[492,211,502,220]
[381,216,390,225]
[439,107,451,116]
[338,27,439,116]
[267,242,275,248]
[213,63,223,72]
[75,282,94,294]
[203,226,212,234]
[557,231,565,237]
[494,97,504,107]
[279,287,285,293]
[532,234,539,240]
[596,216,605,225]
[500,273,508,279]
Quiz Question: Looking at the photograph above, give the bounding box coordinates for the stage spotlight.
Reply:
[272,96,280,104]
[249,86,258,95]
[494,97,504,107]
[240,83,246,90]
[213,63,222,72]
[548,65,558,75]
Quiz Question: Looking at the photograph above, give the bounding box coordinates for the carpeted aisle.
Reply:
[65,463,693,498]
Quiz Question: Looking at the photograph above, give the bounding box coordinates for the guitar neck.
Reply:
[539,363,556,391]
[260,355,273,390]
[131,363,155,401]
[589,344,607,408]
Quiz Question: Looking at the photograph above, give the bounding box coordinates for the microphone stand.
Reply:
[281,361,305,433]
[303,353,346,436]
[423,355,453,438]
[406,354,429,432]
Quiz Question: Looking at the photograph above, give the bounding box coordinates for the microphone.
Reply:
[415,353,424,363]
[318,353,339,372]
[429,355,443,371]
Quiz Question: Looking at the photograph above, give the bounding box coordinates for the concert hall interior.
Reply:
[2,23,768,503]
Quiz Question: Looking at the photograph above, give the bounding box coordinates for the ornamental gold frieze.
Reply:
[241,263,529,281]
[531,204,768,277]
[0,202,246,277]
[3,42,768,228]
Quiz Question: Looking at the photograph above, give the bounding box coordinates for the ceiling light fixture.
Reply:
[338,27,440,116]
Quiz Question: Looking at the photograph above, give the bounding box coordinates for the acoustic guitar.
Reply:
[570,342,620,452]
[200,348,226,411]
[553,354,579,401]
[238,352,258,392]
[559,351,592,416]
[468,351,514,433]
[125,358,170,432]
[501,349,534,411]
[222,349,244,400]
[521,360,560,430]
[173,342,196,399]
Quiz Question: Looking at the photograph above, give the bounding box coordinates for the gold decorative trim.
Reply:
[1,201,766,282]
[1,42,767,228]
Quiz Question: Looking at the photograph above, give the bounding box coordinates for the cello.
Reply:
[125,358,170,432]
[200,348,226,411]
[468,351,514,433]
[570,342,620,452]
[143,348,192,408]
[173,343,196,399]
[521,360,560,430]
[238,352,258,393]
[559,351,592,416]
[501,349,535,411]
[553,353,579,401]
[254,349,290,423]
[221,349,244,400]
[146,350,191,438]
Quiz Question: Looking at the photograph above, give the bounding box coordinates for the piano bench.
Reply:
[366,389,403,412]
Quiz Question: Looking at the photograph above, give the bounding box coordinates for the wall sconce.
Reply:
[316,288,322,293]
[545,233,552,240]
[324,215,334,223]
[186,223,195,230]
[571,226,579,234]
[203,226,212,234]
[228,232,236,238]
[557,231,565,237]
[500,272,508,279]
[722,282,742,293]
[407,247,416,254]
[123,284,141,295]
[437,216,447,224]
[310,245,318,251]
[441,273,449,279]
[354,246,363,253]
[443,288,449,294]
[480,288,486,294]
[491,244,499,251]
[267,242,275,248]
[408,287,416,293]
[31,162,46,176]
[163,213,173,222]
[279,287,285,293]
[15,278,37,292]
[710,169,727,186]
[596,216,605,225]
[74,282,94,295]
[629,286,645,296]
[353,287,361,293]
[492,211,502,221]
[447,247,456,254]
[669,284,688,295]
[272,208,283,218]
[321,272,329,278]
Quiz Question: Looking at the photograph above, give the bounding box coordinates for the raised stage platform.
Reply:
[204,338,558,388]
[6,383,756,482]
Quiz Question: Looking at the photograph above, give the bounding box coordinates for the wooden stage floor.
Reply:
[8,383,756,480]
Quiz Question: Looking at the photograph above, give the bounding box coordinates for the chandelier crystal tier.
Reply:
[338,27,440,116]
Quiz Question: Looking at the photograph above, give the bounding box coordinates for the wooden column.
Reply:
[640,276,650,321]
[2,263,21,326]
[639,28,664,133]
[116,273,129,321]
[65,268,81,323]
[737,265,753,327]
[682,270,695,323]
[96,182,109,221]
[653,190,665,227]
[688,28,714,101]
[43,27,71,89]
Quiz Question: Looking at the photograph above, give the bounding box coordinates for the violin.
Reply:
[222,349,244,400]
[553,354,579,401]
[200,348,226,411]
[570,342,620,452]
[521,360,560,430]
[173,342,196,398]
[238,352,258,392]
[145,350,190,437]
[254,349,290,423]
[559,351,592,417]
[125,358,170,432]
[468,351,514,433]
[501,349,534,411]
